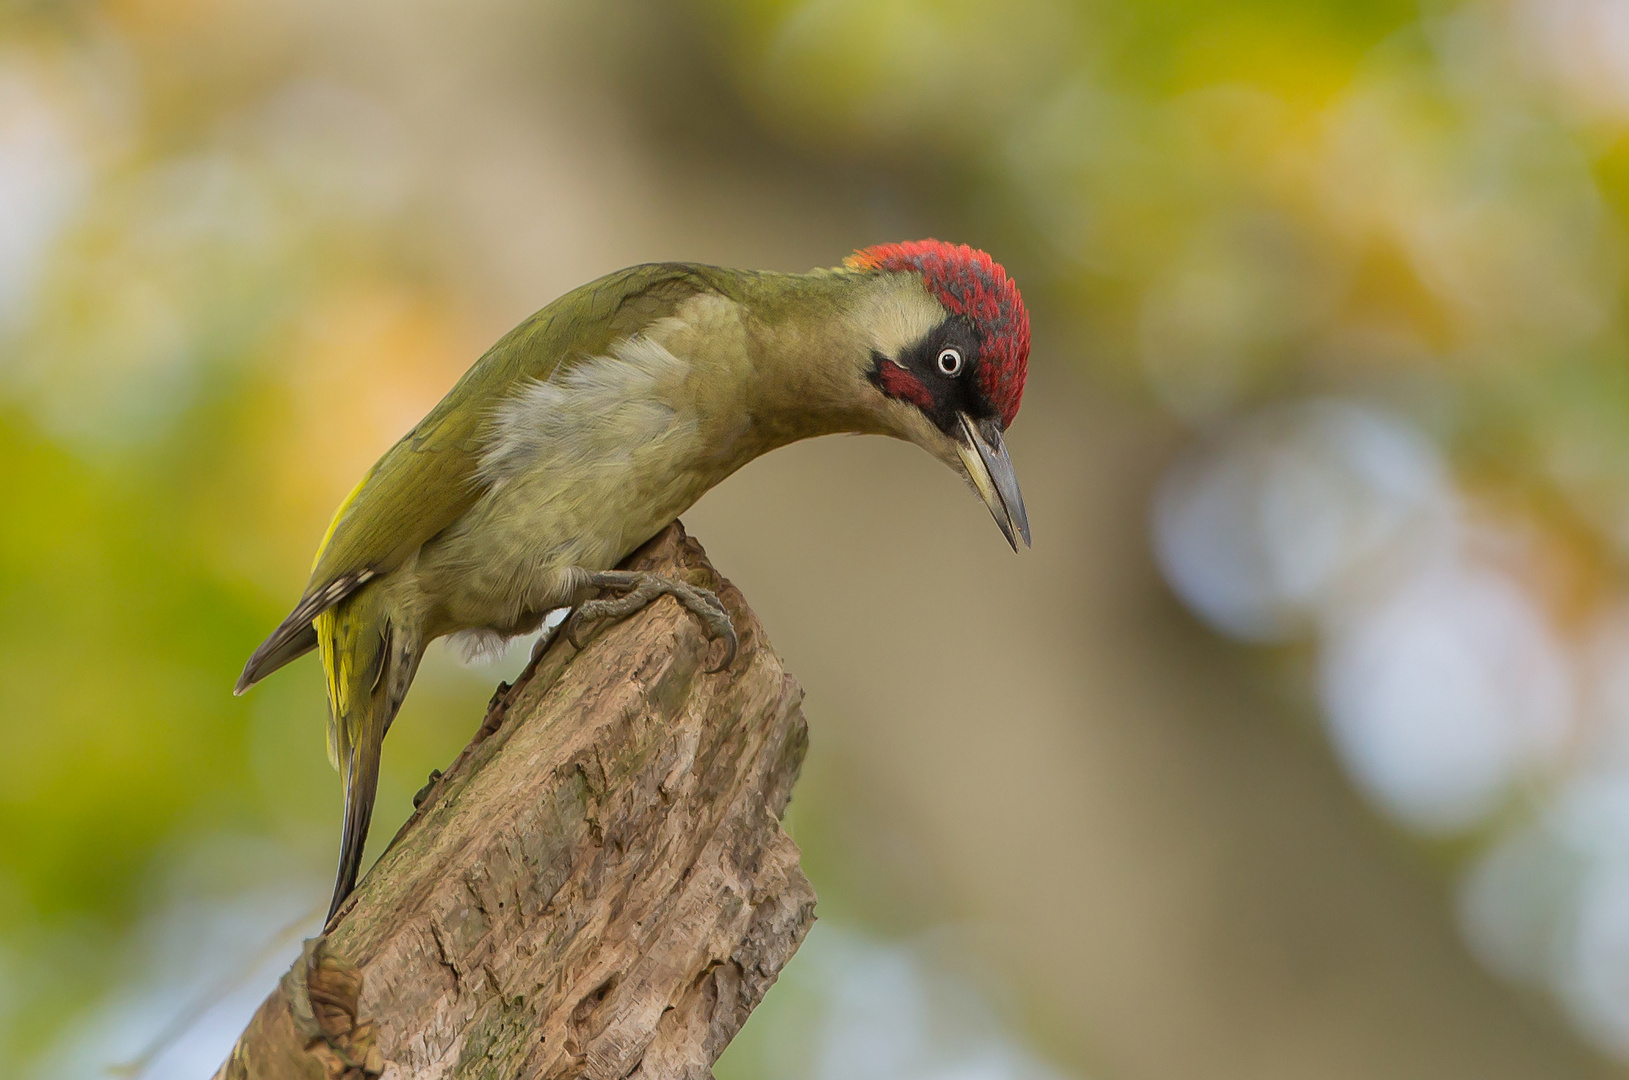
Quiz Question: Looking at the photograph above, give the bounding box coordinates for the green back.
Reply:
[306,263,722,593]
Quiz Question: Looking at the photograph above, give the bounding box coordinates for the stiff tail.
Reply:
[328,734,382,924]
[316,585,414,926]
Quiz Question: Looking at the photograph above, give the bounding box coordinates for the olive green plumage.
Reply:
[237,255,1024,925]
[240,264,733,685]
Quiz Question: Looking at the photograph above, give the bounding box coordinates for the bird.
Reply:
[235,240,1032,925]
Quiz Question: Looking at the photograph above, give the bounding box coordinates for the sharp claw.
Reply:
[701,609,738,673]
[706,630,738,673]
[564,610,588,651]
[567,572,739,671]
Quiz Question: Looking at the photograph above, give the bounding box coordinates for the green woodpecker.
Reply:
[236,240,1032,923]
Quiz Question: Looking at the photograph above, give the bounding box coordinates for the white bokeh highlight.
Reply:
[748,923,1076,1080]
[1154,394,1629,1052]
[1154,399,1451,642]
[1320,554,1572,833]
[0,61,88,331]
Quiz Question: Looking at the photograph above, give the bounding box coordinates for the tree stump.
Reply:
[214,523,816,1079]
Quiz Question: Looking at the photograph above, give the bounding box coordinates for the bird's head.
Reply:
[842,240,1032,551]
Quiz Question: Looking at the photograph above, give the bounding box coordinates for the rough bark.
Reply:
[214,523,815,1080]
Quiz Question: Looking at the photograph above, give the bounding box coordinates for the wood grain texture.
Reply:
[215,523,815,1080]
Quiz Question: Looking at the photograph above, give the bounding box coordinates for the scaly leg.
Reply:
[565,570,737,672]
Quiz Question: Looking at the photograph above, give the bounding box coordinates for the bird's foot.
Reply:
[565,570,737,672]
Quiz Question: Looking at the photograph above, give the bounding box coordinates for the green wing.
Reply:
[235,262,722,692]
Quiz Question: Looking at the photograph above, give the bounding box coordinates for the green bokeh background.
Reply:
[5,1,1629,1077]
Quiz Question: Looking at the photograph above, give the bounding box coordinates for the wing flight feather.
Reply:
[236,263,720,691]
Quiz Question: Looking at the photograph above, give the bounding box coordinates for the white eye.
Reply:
[937,347,964,376]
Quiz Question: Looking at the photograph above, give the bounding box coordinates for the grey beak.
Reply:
[955,413,1031,552]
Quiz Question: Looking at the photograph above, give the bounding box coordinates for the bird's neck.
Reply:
[646,269,892,477]
[632,263,958,502]
[740,269,894,446]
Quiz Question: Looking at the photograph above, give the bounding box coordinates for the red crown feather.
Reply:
[845,240,1030,428]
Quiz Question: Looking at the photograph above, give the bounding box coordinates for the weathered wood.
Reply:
[215,524,815,1080]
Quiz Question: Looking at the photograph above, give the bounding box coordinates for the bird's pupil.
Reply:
[939,349,960,374]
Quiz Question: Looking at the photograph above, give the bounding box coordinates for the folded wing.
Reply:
[235,263,720,693]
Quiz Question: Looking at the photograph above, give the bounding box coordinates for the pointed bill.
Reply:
[955,413,1031,551]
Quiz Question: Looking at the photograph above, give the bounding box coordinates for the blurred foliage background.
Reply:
[5,0,1629,1076]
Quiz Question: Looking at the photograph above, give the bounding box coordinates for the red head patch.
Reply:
[845,240,1029,428]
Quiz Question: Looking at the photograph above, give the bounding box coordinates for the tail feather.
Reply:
[327,736,382,925]
[315,583,415,927]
